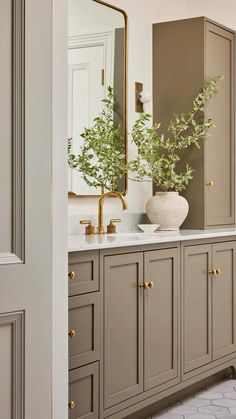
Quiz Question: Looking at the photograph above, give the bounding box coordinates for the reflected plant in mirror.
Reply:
[68,0,127,197]
[68,86,126,192]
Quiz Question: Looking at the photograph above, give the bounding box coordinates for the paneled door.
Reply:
[183,245,212,373]
[104,253,144,408]
[0,1,67,418]
[144,249,179,390]
[212,242,236,360]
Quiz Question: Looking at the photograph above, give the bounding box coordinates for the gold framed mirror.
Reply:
[68,0,128,198]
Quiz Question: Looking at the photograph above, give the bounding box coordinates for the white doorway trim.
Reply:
[68,31,114,89]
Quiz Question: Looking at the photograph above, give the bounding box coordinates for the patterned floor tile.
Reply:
[198,406,230,415]
[166,405,198,414]
[212,399,236,408]
[181,397,211,407]
[197,391,224,400]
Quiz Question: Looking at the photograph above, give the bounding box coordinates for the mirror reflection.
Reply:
[68,0,127,197]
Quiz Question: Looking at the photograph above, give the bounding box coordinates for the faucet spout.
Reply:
[97,191,127,234]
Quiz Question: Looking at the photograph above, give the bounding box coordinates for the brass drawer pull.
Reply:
[68,271,75,280]
[216,268,221,275]
[206,180,214,186]
[148,281,154,288]
[68,329,76,338]
[68,400,75,410]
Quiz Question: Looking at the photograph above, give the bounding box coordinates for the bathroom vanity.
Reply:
[68,229,236,419]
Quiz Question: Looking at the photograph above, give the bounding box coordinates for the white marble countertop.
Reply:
[68,228,236,252]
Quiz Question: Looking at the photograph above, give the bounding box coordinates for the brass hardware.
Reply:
[209,269,217,276]
[207,181,214,186]
[216,268,221,275]
[107,218,121,234]
[140,282,154,289]
[97,191,127,234]
[68,400,75,410]
[68,271,75,280]
[68,0,128,199]
[80,220,96,235]
[101,69,105,86]
[68,330,76,338]
[140,282,149,289]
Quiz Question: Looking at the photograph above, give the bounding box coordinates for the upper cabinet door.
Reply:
[183,244,212,373]
[104,253,144,408]
[205,23,235,227]
[212,241,236,360]
[144,248,179,391]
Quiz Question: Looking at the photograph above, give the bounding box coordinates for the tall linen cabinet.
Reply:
[153,17,235,229]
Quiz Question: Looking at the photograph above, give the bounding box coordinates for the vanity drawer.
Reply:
[69,362,99,419]
[69,293,100,370]
[68,250,99,296]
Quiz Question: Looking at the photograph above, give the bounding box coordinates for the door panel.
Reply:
[205,23,235,226]
[104,253,143,408]
[0,0,64,417]
[144,248,179,391]
[183,245,212,373]
[212,241,236,359]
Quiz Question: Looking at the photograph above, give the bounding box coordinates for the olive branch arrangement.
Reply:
[68,76,222,193]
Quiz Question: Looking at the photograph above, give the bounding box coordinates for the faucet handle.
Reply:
[107,218,121,234]
[80,220,96,235]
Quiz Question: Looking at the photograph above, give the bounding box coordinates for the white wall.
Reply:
[68,0,236,218]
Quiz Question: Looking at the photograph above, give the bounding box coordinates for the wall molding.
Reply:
[0,311,24,419]
[0,0,25,265]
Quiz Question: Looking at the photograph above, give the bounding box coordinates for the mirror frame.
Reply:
[68,0,128,198]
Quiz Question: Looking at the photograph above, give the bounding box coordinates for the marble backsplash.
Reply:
[68,213,150,235]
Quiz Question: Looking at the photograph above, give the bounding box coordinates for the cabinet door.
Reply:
[68,363,99,419]
[104,253,143,408]
[212,241,236,360]
[205,23,235,227]
[183,245,212,373]
[144,248,179,391]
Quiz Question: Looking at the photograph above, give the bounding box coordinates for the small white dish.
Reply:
[138,224,160,233]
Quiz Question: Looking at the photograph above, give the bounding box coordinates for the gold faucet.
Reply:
[97,191,127,234]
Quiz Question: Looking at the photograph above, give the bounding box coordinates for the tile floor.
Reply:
[151,378,236,419]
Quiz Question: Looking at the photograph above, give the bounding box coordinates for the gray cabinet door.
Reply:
[69,293,99,369]
[144,248,179,390]
[212,241,236,360]
[183,245,212,373]
[69,362,99,419]
[205,23,235,227]
[104,253,144,408]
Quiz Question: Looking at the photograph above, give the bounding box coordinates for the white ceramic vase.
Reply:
[146,192,189,231]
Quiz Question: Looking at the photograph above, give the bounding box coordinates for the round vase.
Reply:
[146,192,189,231]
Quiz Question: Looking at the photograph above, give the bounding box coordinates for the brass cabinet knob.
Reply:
[68,400,75,410]
[68,329,76,338]
[140,282,149,289]
[216,268,221,275]
[80,219,96,235]
[140,282,154,289]
[68,271,75,280]
[206,181,214,186]
[209,269,217,276]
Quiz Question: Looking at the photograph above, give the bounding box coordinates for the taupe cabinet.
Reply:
[68,237,236,419]
[153,17,235,229]
[104,249,179,408]
[183,241,236,378]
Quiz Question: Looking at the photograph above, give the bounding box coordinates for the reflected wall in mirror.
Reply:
[68,0,128,197]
